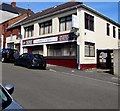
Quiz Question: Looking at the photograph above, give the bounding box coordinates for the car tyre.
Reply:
[27,63,31,69]
[14,61,17,66]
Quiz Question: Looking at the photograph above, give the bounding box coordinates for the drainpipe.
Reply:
[77,44,80,70]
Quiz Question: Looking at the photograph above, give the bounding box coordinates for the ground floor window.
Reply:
[28,46,43,55]
[7,43,14,49]
[47,42,77,56]
[85,42,95,57]
[15,44,20,52]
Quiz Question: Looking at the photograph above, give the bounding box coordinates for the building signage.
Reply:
[33,36,58,44]
[58,34,69,41]
[22,34,71,46]
[23,39,33,45]
[72,15,79,29]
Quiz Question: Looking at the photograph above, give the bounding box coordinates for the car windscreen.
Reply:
[0,85,12,110]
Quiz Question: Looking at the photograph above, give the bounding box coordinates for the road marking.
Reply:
[49,69,119,86]
[49,69,57,72]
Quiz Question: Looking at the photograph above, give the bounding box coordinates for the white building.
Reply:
[0,2,31,49]
[7,2,120,70]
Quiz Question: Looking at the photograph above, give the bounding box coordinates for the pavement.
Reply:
[47,64,120,86]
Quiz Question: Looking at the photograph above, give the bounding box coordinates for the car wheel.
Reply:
[41,64,46,70]
[42,66,46,70]
[2,57,5,62]
[14,61,17,66]
[27,63,31,69]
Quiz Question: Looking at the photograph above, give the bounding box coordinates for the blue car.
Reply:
[0,84,25,110]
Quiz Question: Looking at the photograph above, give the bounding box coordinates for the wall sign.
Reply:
[33,36,58,44]
[23,39,33,45]
[22,34,72,46]
[58,34,69,41]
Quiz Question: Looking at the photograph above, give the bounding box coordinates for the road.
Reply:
[2,63,118,109]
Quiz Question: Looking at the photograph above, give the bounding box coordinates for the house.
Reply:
[6,2,120,70]
[0,2,33,49]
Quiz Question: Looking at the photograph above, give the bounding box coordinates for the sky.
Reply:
[2,1,120,23]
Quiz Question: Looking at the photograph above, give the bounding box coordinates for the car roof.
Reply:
[23,53,43,56]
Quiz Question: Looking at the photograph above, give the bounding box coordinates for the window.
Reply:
[106,23,110,36]
[118,29,120,39]
[25,25,34,38]
[59,15,72,32]
[85,42,95,57]
[47,43,76,56]
[113,26,116,38]
[85,13,94,31]
[39,20,52,35]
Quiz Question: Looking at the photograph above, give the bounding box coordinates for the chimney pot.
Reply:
[11,2,16,7]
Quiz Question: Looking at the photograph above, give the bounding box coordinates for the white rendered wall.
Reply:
[0,10,18,23]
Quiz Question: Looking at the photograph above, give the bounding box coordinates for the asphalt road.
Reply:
[2,63,118,109]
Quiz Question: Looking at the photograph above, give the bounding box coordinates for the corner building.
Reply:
[17,2,120,70]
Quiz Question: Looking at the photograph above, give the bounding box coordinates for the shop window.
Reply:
[106,23,110,36]
[47,43,76,56]
[113,26,116,38]
[39,20,52,35]
[85,42,95,57]
[59,15,72,32]
[25,25,34,38]
[85,13,94,31]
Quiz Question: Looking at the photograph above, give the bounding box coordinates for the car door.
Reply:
[0,49,3,61]
[17,54,24,65]
[17,54,27,66]
[21,53,29,66]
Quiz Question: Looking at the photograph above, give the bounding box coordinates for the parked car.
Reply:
[0,83,25,110]
[14,53,46,69]
[0,48,19,62]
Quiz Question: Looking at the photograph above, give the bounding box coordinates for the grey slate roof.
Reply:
[0,2,30,14]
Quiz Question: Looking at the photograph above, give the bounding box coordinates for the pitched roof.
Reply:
[7,2,120,29]
[0,2,30,14]
[8,2,82,28]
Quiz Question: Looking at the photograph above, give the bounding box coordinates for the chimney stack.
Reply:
[11,2,16,7]
[27,9,32,16]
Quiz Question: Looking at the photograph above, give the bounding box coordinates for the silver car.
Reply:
[0,84,25,110]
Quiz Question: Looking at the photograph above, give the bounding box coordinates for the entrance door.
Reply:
[97,49,113,70]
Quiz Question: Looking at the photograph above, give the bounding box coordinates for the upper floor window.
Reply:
[85,42,95,57]
[85,13,94,31]
[59,15,72,32]
[118,29,120,39]
[25,25,34,38]
[106,23,110,36]
[113,26,116,38]
[39,20,52,35]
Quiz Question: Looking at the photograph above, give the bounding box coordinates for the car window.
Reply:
[20,53,28,58]
[0,49,3,54]
[0,85,12,110]
[34,54,44,59]
[27,54,33,58]
[14,50,19,54]
[0,90,7,104]
[2,49,6,53]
